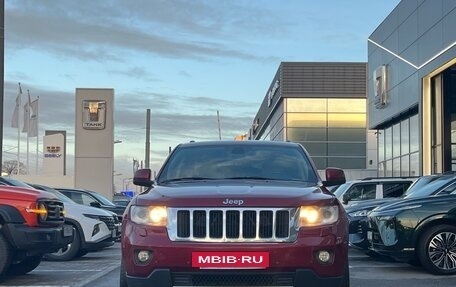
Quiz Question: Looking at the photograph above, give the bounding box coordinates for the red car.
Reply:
[120,141,349,287]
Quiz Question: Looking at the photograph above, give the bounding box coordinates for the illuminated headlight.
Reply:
[348,209,369,217]
[130,206,168,226]
[299,206,339,227]
[26,202,48,221]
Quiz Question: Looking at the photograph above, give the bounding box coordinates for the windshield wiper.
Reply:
[160,177,214,184]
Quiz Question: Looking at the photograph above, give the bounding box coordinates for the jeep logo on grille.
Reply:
[222,198,244,205]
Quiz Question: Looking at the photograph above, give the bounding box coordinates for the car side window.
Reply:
[65,192,83,204]
[383,183,410,198]
[439,182,456,195]
[347,184,376,201]
[80,193,97,206]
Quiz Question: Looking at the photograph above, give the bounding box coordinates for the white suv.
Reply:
[31,184,121,261]
[332,177,416,207]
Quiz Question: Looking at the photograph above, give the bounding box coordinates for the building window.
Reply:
[284,98,367,170]
[377,113,419,177]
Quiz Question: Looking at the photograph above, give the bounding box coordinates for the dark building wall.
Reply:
[281,62,366,98]
[251,62,367,139]
[368,0,456,129]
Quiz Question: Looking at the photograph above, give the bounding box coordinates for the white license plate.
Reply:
[63,225,73,237]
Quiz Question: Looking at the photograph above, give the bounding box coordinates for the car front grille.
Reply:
[168,208,299,242]
[98,215,116,230]
[172,272,294,286]
[39,199,65,225]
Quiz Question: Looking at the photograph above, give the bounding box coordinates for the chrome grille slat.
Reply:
[170,208,299,243]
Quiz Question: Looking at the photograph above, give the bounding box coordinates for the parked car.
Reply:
[56,188,126,220]
[30,183,121,261]
[112,192,133,207]
[367,193,456,275]
[120,140,349,287]
[333,177,416,207]
[0,185,72,279]
[347,173,456,251]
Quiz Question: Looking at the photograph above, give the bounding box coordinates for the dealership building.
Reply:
[249,62,377,178]
[368,0,456,176]
[251,0,456,178]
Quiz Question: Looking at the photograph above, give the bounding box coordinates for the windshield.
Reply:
[0,177,34,188]
[157,143,318,184]
[89,191,116,206]
[31,184,76,204]
[404,175,456,198]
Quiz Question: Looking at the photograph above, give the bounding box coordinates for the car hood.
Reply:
[345,198,400,213]
[134,181,336,207]
[372,194,456,213]
[0,185,58,201]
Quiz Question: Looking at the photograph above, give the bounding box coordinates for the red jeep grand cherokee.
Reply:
[120,141,349,287]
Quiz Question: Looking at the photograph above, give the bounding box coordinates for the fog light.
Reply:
[317,250,332,264]
[92,223,100,236]
[137,250,151,263]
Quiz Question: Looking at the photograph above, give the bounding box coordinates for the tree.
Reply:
[1,160,27,175]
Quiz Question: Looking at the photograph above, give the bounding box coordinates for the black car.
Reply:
[367,194,456,275]
[56,188,126,220]
[347,173,456,251]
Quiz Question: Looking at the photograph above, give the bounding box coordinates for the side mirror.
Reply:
[342,193,350,204]
[133,169,154,187]
[323,167,346,187]
[90,201,101,208]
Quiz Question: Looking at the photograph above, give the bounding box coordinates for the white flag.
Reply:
[28,99,39,137]
[22,91,31,133]
[11,84,22,128]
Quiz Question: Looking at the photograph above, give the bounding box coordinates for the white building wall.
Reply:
[74,88,114,199]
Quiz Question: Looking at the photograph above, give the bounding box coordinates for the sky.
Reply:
[2,0,401,187]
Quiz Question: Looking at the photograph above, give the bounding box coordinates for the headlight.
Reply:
[83,214,102,220]
[348,210,369,217]
[26,202,48,221]
[299,206,339,227]
[130,206,168,226]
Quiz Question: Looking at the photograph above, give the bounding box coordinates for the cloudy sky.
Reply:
[2,0,400,184]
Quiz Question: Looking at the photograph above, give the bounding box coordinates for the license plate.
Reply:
[63,225,73,237]
[192,252,269,269]
[367,231,373,241]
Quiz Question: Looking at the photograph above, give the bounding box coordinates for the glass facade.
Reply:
[377,114,419,177]
[285,98,367,169]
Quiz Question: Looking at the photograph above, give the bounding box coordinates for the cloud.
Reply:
[5,0,281,62]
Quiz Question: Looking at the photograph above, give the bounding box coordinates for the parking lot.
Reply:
[1,243,456,287]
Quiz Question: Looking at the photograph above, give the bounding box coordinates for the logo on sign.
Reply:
[44,145,62,158]
[374,65,388,109]
[82,100,106,130]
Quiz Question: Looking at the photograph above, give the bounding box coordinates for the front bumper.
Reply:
[4,223,73,256]
[126,269,346,287]
[348,215,369,250]
[122,221,348,287]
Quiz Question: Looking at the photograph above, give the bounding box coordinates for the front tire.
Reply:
[44,228,81,261]
[7,256,42,275]
[0,231,13,279]
[417,224,456,275]
[119,261,128,287]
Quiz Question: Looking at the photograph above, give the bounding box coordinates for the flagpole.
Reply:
[17,83,22,175]
[26,89,31,175]
[36,96,39,174]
